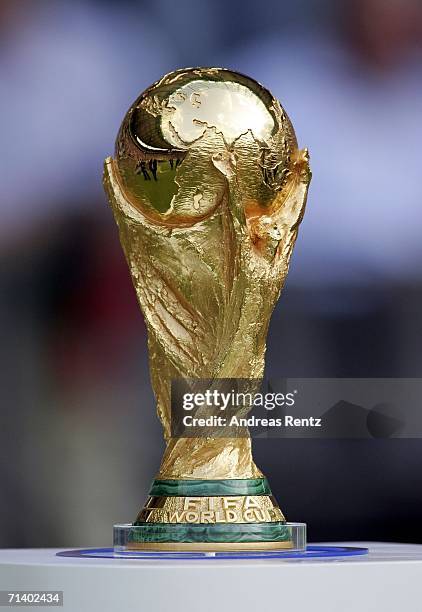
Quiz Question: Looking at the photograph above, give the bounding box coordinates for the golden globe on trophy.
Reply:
[103,67,311,552]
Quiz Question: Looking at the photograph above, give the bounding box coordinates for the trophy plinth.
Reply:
[103,67,311,552]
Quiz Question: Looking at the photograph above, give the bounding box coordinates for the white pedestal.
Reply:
[1,543,421,611]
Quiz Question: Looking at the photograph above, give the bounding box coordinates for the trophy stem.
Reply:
[157,436,262,480]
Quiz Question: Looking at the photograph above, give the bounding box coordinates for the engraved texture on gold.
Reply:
[103,68,311,484]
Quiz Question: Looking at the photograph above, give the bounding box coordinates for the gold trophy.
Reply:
[104,68,311,551]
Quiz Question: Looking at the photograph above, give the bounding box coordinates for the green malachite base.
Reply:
[149,478,271,497]
[128,521,290,544]
[129,478,290,549]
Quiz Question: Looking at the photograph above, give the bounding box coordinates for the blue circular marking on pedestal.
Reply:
[56,545,368,560]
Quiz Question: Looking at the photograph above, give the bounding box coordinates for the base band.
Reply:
[126,540,294,551]
[136,494,284,524]
[127,521,290,544]
[149,478,271,497]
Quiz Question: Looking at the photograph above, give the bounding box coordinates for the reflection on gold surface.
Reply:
[161,79,275,147]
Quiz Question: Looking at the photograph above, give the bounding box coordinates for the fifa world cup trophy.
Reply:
[104,68,311,551]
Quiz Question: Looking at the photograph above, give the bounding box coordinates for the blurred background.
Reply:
[1,0,422,547]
